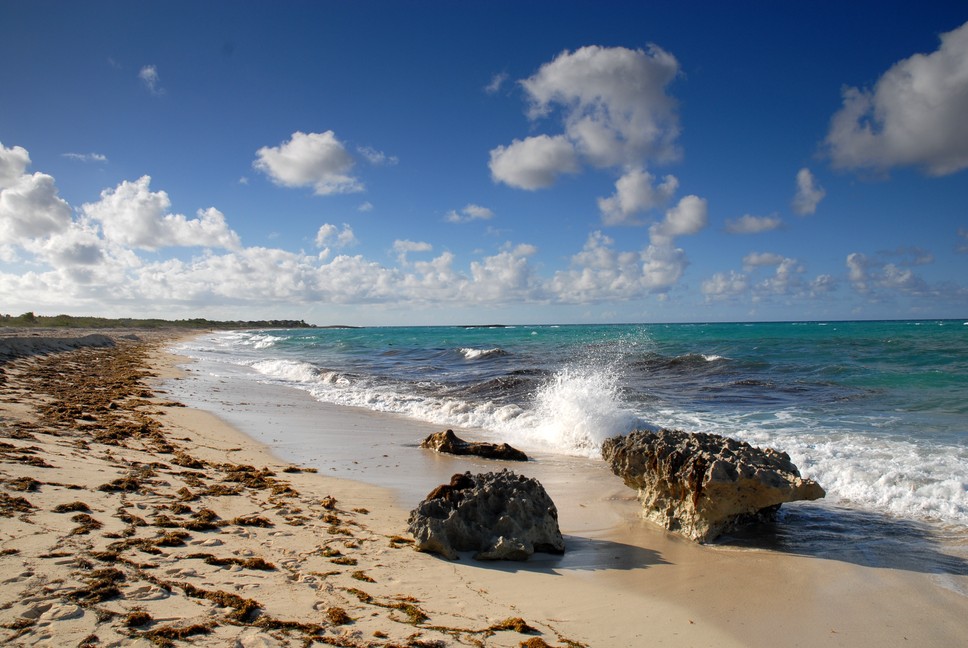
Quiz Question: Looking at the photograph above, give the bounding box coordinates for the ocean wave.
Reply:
[458,347,507,360]
[250,358,321,383]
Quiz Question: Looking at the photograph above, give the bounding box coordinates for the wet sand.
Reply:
[0,330,965,647]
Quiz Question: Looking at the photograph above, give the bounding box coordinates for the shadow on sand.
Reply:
[715,502,968,577]
[451,534,669,575]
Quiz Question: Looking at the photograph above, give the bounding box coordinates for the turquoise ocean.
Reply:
[173,320,968,569]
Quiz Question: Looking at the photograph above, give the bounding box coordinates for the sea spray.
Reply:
[523,364,640,456]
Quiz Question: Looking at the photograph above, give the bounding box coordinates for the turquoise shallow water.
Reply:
[175,320,968,531]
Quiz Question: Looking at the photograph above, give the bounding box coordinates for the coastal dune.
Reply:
[0,330,965,647]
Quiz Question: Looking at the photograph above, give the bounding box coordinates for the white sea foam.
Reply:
[515,365,640,456]
[250,358,320,383]
[459,347,503,360]
[649,406,968,528]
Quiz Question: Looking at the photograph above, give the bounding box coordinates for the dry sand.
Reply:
[0,330,965,647]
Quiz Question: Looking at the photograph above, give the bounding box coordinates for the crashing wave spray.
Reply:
[518,332,650,457]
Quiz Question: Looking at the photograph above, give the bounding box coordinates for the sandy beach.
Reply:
[1,330,966,647]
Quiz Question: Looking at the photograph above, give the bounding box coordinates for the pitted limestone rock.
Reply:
[602,428,825,542]
[407,470,564,560]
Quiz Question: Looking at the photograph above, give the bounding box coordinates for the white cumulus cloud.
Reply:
[825,20,968,176]
[522,44,681,167]
[254,131,363,195]
[489,135,579,190]
[446,203,494,223]
[315,223,357,250]
[598,169,678,226]
[0,143,72,244]
[81,176,240,250]
[702,271,749,301]
[792,168,825,215]
[492,44,682,196]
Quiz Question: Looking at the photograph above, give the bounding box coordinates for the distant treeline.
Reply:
[0,312,316,330]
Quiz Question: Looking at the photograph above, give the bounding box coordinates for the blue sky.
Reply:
[2,1,967,325]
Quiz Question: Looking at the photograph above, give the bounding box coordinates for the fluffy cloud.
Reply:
[702,271,749,300]
[598,169,678,225]
[0,143,72,244]
[649,195,708,244]
[743,251,787,269]
[825,20,968,175]
[446,203,494,223]
[81,176,240,250]
[315,223,357,250]
[468,244,541,301]
[725,213,782,234]
[489,135,579,190]
[492,44,681,199]
[393,239,433,265]
[551,195,707,301]
[254,131,363,195]
[792,168,825,215]
[846,251,931,296]
[0,143,31,187]
[521,45,680,167]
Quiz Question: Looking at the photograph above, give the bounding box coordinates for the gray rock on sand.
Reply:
[407,470,565,560]
[420,429,529,461]
[602,428,825,543]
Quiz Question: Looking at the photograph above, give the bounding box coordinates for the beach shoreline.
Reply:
[1,330,966,647]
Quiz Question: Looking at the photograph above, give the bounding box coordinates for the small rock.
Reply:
[420,429,528,461]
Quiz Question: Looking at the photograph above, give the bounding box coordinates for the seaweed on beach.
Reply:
[0,492,34,517]
[124,609,153,627]
[518,639,553,648]
[171,452,204,469]
[185,552,276,570]
[69,512,104,535]
[231,514,273,527]
[98,476,145,493]
[9,476,41,491]
[140,623,214,647]
[325,606,353,625]
[53,500,91,513]
[154,530,191,547]
[174,582,261,622]
[489,617,537,634]
[67,567,126,604]
[183,507,221,531]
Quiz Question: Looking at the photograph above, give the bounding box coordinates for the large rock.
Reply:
[407,470,565,560]
[602,429,825,543]
[420,429,528,461]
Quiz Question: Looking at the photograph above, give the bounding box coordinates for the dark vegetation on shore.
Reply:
[0,312,318,331]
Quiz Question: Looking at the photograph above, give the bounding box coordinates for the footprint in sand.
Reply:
[2,570,34,584]
[126,584,170,601]
[20,603,52,619]
[37,603,83,622]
